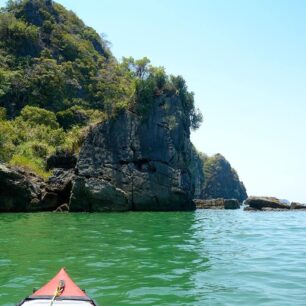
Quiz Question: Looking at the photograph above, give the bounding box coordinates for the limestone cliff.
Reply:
[70,95,198,211]
[0,0,249,212]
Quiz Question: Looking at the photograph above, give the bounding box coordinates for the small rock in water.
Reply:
[290,202,306,210]
[194,198,240,209]
[244,196,290,211]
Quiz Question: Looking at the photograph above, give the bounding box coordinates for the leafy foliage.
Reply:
[10,155,51,180]
[121,57,203,129]
[0,0,133,116]
[20,105,59,128]
[56,106,105,130]
[0,105,89,179]
[0,0,202,179]
[0,12,40,56]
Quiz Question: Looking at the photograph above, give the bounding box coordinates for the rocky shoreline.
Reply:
[0,95,248,213]
[1,162,304,213]
[0,162,206,212]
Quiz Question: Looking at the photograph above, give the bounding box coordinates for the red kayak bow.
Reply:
[33,268,87,297]
[17,268,98,305]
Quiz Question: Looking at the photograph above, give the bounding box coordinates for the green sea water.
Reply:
[1,210,306,305]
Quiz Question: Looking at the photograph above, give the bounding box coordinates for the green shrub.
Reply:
[9,154,51,180]
[0,119,15,162]
[20,105,59,129]
[0,106,6,120]
[121,57,203,129]
[60,125,86,154]
[56,106,89,130]
[0,13,40,56]
[14,141,53,160]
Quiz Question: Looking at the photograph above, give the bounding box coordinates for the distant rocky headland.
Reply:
[0,0,248,212]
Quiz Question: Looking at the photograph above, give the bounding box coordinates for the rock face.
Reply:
[200,154,247,202]
[189,145,205,199]
[0,163,43,212]
[0,163,74,212]
[46,168,75,207]
[70,96,197,211]
[194,198,240,209]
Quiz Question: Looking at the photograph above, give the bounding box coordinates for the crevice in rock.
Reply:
[133,159,156,173]
[131,172,135,210]
[56,180,73,206]
[118,159,157,173]
[157,122,170,130]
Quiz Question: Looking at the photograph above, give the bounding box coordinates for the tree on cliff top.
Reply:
[121,56,203,130]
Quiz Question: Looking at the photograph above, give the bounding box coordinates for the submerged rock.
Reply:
[70,96,197,211]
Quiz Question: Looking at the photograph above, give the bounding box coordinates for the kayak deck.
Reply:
[21,301,93,305]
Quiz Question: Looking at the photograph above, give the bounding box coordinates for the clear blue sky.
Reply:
[1,0,306,202]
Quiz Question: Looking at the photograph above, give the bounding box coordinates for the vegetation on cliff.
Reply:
[0,105,86,178]
[0,0,202,178]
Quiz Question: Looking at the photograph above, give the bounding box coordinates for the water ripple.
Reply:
[1,210,306,305]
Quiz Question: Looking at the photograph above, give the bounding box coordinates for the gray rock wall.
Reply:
[70,96,197,211]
